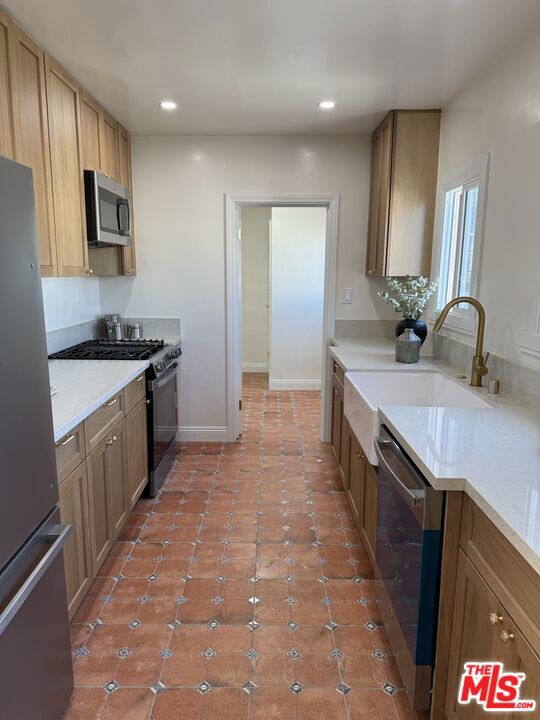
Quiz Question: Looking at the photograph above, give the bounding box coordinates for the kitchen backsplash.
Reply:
[433,334,540,412]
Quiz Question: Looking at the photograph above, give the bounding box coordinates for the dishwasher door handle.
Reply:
[375,438,425,510]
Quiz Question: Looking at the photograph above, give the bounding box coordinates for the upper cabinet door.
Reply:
[45,56,89,277]
[80,90,101,172]
[118,124,137,276]
[0,11,15,159]
[100,110,119,180]
[366,112,393,277]
[10,27,57,276]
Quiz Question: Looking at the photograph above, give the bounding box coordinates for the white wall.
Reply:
[99,135,384,437]
[41,277,100,331]
[269,207,326,389]
[241,206,270,371]
[431,26,540,370]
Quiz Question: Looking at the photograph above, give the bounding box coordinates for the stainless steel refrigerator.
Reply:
[0,156,73,718]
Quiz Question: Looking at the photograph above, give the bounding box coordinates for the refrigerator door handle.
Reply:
[0,523,71,637]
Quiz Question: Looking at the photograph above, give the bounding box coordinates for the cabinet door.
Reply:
[100,110,118,180]
[86,440,113,574]
[339,414,349,490]
[80,90,101,171]
[45,55,88,277]
[10,27,57,276]
[58,463,92,620]
[126,399,149,509]
[366,112,393,277]
[347,431,365,524]
[361,461,377,562]
[446,551,505,719]
[118,124,137,276]
[108,419,129,537]
[331,375,343,463]
[0,10,14,159]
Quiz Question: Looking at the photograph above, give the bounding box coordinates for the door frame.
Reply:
[225,193,339,442]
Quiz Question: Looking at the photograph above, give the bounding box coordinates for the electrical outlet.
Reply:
[343,288,353,304]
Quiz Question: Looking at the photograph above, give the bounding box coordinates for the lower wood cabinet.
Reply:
[445,551,540,719]
[126,399,149,509]
[361,460,377,563]
[108,419,129,537]
[58,462,92,620]
[347,430,364,521]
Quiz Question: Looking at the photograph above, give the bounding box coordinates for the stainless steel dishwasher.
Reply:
[374,426,444,711]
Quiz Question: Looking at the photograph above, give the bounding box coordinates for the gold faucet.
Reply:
[432,296,489,387]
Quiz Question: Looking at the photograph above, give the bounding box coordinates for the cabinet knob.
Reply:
[499,630,514,643]
[87,268,93,275]
[112,435,117,443]
[489,612,503,625]
[368,269,373,275]
[125,270,132,275]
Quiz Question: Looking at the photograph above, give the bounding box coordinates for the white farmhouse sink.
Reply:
[344,371,491,464]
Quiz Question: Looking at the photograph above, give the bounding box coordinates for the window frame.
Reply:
[429,153,490,336]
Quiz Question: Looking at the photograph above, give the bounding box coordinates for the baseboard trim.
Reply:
[176,426,231,442]
[268,379,321,391]
[242,363,268,372]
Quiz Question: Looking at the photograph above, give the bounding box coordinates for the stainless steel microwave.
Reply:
[84,170,132,247]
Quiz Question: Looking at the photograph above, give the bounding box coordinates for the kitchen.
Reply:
[0,1,539,719]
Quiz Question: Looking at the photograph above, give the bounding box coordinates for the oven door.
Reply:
[147,366,178,492]
[374,428,444,710]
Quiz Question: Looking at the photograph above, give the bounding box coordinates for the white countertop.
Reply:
[48,360,149,443]
[331,336,540,574]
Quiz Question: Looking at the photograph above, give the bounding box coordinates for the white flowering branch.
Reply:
[378,275,439,320]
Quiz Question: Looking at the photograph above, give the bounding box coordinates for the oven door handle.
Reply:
[149,364,177,390]
[375,438,425,510]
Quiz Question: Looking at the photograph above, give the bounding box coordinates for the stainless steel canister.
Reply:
[126,322,143,340]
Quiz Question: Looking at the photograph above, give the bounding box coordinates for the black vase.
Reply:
[395,318,427,345]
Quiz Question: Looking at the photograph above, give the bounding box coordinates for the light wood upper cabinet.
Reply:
[79,90,101,171]
[45,55,89,277]
[0,11,14,159]
[100,110,119,180]
[366,109,440,278]
[58,462,92,621]
[118,124,137,276]
[10,27,58,276]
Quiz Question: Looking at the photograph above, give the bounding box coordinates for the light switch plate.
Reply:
[343,288,353,304]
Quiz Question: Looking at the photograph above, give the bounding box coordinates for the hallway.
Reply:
[64,374,413,719]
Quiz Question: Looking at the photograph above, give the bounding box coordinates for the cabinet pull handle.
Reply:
[112,435,117,443]
[355,449,361,458]
[136,375,144,382]
[58,433,75,447]
[104,398,118,407]
[489,612,503,625]
[500,630,514,643]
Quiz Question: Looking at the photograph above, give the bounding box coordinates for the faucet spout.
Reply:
[432,296,488,387]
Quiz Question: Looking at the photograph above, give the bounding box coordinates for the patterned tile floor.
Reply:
[64,374,416,719]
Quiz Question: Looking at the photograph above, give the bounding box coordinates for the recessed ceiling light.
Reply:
[159,100,177,110]
[318,100,335,110]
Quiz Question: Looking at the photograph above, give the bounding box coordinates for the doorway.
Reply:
[226,194,339,442]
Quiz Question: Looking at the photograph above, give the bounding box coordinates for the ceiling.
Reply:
[4,0,540,135]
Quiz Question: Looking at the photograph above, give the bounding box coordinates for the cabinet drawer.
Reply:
[461,496,540,654]
[55,423,85,484]
[126,372,146,413]
[84,390,125,454]
[333,361,345,385]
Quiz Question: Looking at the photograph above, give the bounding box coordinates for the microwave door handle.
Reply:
[117,199,131,236]
[374,438,425,510]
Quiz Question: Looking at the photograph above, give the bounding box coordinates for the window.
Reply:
[437,178,480,309]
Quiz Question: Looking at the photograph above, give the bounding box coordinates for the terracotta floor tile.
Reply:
[150,688,202,719]
[249,688,298,719]
[101,688,155,720]
[62,687,107,719]
[297,688,347,719]
[66,374,415,720]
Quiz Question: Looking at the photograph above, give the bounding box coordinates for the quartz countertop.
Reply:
[331,335,540,574]
[49,360,150,443]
